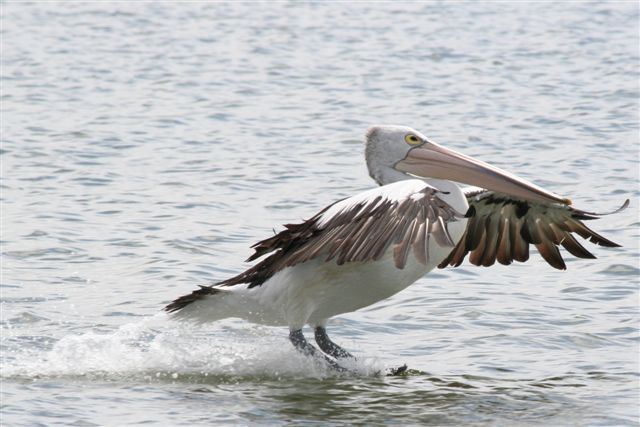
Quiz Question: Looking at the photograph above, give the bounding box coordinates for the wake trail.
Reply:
[1,314,383,381]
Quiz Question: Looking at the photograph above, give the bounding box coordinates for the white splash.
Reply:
[1,315,383,381]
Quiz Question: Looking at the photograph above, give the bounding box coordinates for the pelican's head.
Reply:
[365,125,571,205]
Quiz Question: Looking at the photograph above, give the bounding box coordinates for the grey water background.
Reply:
[1,2,639,426]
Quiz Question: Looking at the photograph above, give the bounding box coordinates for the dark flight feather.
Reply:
[438,192,628,270]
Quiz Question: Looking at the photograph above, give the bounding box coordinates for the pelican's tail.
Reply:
[164,285,249,324]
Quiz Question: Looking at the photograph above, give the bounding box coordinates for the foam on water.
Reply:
[1,315,383,381]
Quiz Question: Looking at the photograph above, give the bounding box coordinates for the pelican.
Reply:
[165,125,627,372]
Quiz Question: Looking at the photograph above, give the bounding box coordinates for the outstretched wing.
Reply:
[219,180,464,289]
[438,191,628,270]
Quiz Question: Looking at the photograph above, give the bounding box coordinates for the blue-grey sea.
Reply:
[2,2,639,426]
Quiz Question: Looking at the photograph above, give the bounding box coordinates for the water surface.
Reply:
[2,2,639,426]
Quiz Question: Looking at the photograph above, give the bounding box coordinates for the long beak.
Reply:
[395,141,572,205]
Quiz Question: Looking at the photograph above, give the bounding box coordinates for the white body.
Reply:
[174,179,468,329]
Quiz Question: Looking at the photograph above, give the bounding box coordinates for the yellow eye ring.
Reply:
[404,134,421,145]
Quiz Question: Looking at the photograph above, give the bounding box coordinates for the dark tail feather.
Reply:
[165,285,221,313]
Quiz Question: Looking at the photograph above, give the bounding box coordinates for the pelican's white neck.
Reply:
[368,164,408,186]
[365,144,407,186]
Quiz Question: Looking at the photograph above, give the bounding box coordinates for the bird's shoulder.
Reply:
[248,179,455,262]
[217,180,464,288]
[315,179,437,227]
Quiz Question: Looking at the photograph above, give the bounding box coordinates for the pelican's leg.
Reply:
[313,327,407,376]
[314,327,353,359]
[289,329,318,356]
[289,329,346,372]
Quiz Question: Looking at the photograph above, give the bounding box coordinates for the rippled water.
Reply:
[2,2,639,426]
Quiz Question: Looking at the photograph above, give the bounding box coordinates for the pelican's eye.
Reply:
[404,134,422,145]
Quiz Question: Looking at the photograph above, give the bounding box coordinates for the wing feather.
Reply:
[559,233,596,259]
[432,216,455,248]
[496,214,512,265]
[438,191,627,271]
[481,214,500,267]
[394,217,417,269]
[465,211,485,251]
[469,226,487,266]
[410,206,427,265]
[219,183,464,288]
[511,217,530,263]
